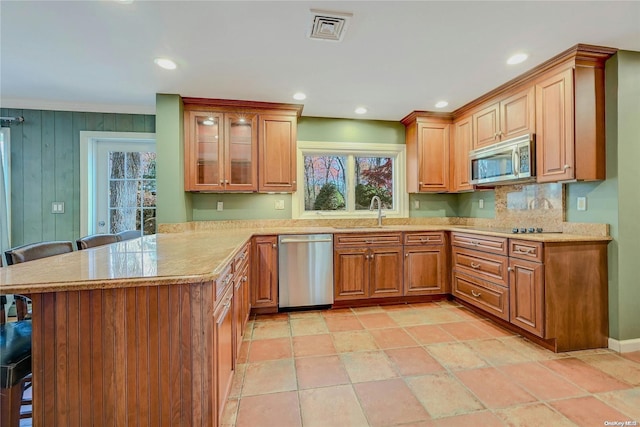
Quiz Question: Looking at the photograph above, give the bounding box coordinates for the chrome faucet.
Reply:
[369,196,386,227]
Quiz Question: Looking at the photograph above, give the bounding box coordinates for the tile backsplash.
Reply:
[495,183,564,230]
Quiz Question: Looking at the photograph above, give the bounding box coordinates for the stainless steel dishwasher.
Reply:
[278,234,334,309]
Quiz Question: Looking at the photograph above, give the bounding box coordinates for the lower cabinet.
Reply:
[509,257,544,337]
[214,284,234,426]
[333,233,403,301]
[251,235,278,309]
[403,232,448,295]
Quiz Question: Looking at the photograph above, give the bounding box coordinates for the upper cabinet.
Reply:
[450,115,473,192]
[183,98,303,193]
[402,114,451,193]
[472,86,535,149]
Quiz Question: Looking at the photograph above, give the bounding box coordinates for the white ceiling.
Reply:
[1,1,639,121]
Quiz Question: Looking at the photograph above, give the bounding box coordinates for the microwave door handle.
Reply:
[513,148,520,177]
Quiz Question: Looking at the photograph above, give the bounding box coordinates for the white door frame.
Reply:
[80,131,156,236]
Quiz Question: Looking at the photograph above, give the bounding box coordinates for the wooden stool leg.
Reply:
[15,297,28,320]
[0,383,23,427]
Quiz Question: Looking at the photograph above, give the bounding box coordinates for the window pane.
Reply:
[110,208,137,233]
[303,155,347,211]
[355,157,393,210]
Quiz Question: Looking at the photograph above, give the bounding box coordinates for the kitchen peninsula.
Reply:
[0,223,610,426]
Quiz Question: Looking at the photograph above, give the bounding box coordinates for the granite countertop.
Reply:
[0,225,611,294]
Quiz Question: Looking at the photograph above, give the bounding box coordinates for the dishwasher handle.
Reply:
[279,238,333,244]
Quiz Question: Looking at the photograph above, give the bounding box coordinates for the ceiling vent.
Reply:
[308,9,352,42]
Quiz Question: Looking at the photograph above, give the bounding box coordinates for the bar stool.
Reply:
[2,240,73,426]
[76,233,118,250]
[116,230,141,241]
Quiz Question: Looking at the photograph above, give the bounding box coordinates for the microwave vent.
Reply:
[308,9,352,42]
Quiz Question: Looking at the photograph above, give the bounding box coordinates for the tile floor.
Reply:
[223,300,640,427]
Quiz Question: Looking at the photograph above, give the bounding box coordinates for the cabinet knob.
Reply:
[225,179,229,184]
[507,267,513,272]
[419,182,423,186]
[292,180,296,184]
[405,253,409,257]
[272,243,277,248]
[563,164,571,170]
[220,180,224,184]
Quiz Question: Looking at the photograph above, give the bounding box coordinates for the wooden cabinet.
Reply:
[473,86,535,149]
[402,114,451,193]
[258,114,297,192]
[233,242,251,357]
[334,233,403,301]
[509,257,544,337]
[251,235,278,310]
[214,283,234,426]
[403,232,449,295]
[184,110,258,192]
[183,98,302,193]
[450,115,473,192]
[451,233,510,320]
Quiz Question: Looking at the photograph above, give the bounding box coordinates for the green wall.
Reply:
[565,51,640,341]
[457,191,496,219]
[1,107,155,246]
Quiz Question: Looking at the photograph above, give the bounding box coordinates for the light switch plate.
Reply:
[51,202,65,214]
[413,200,420,209]
[479,199,484,209]
[577,197,587,211]
[275,200,285,210]
[216,201,224,211]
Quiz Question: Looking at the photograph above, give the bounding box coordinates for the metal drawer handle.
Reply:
[514,248,534,255]
[471,290,482,298]
[471,240,479,246]
[470,262,481,269]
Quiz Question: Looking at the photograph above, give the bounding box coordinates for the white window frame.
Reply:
[293,140,408,219]
[80,131,155,236]
[1,128,11,247]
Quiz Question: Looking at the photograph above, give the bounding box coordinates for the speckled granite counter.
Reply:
[0,222,611,294]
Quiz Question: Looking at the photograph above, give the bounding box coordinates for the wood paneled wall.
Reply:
[0,108,155,246]
[30,283,215,427]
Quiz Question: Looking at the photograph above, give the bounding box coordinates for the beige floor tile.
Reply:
[251,320,291,340]
[351,305,385,314]
[292,334,337,358]
[499,336,569,361]
[254,313,289,323]
[550,396,633,426]
[385,347,446,376]
[436,300,463,308]
[354,378,431,426]
[426,342,489,371]
[466,338,532,366]
[236,340,250,364]
[446,306,487,321]
[356,312,399,329]
[324,315,364,332]
[241,359,297,396]
[290,317,328,336]
[455,367,537,408]
[299,385,369,427]
[495,403,575,427]
[596,388,640,420]
[470,319,517,337]
[382,303,418,312]
[332,330,379,353]
[406,372,484,418]
[295,355,350,389]
[434,410,506,427]
[387,309,428,326]
[418,307,466,324]
[288,310,322,319]
[621,350,640,364]
[228,363,246,399]
[542,358,631,393]
[341,351,398,383]
[247,337,292,362]
[439,321,492,341]
[235,391,301,427]
[405,324,456,344]
[578,353,640,385]
[321,307,355,318]
[220,398,239,426]
[369,327,417,349]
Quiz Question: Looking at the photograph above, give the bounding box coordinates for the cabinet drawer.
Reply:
[452,247,508,286]
[453,272,509,321]
[509,240,543,262]
[404,231,445,246]
[234,242,250,271]
[216,263,234,301]
[451,232,508,255]
[334,233,402,248]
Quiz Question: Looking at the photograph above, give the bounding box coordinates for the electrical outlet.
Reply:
[479,199,484,209]
[275,199,285,210]
[216,201,224,211]
[413,200,420,209]
[577,197,587,211]
[51,202,65,214]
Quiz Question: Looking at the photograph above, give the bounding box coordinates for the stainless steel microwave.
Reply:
[469,134,535,185]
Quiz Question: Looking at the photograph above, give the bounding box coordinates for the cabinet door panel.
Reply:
[451,116,473,192]
[473,103,500,148]
[259,115,297,192]
[251,236,278,308]
[226,113,258,191]
[417,122,450,192]
[404,247,446,295]
[535,68,575,182]
[186,112,224,191]
[509,258,544,337]
[370,247,403,297]
[500,87,535,140]
[334,249,368,300]
[214,286,234,423]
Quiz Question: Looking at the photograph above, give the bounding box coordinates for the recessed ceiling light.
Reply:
[435,101,449,108]
[293,92,307,101]
[154,57,177,70]
[507,53,528,65]
[354,107,367,115]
